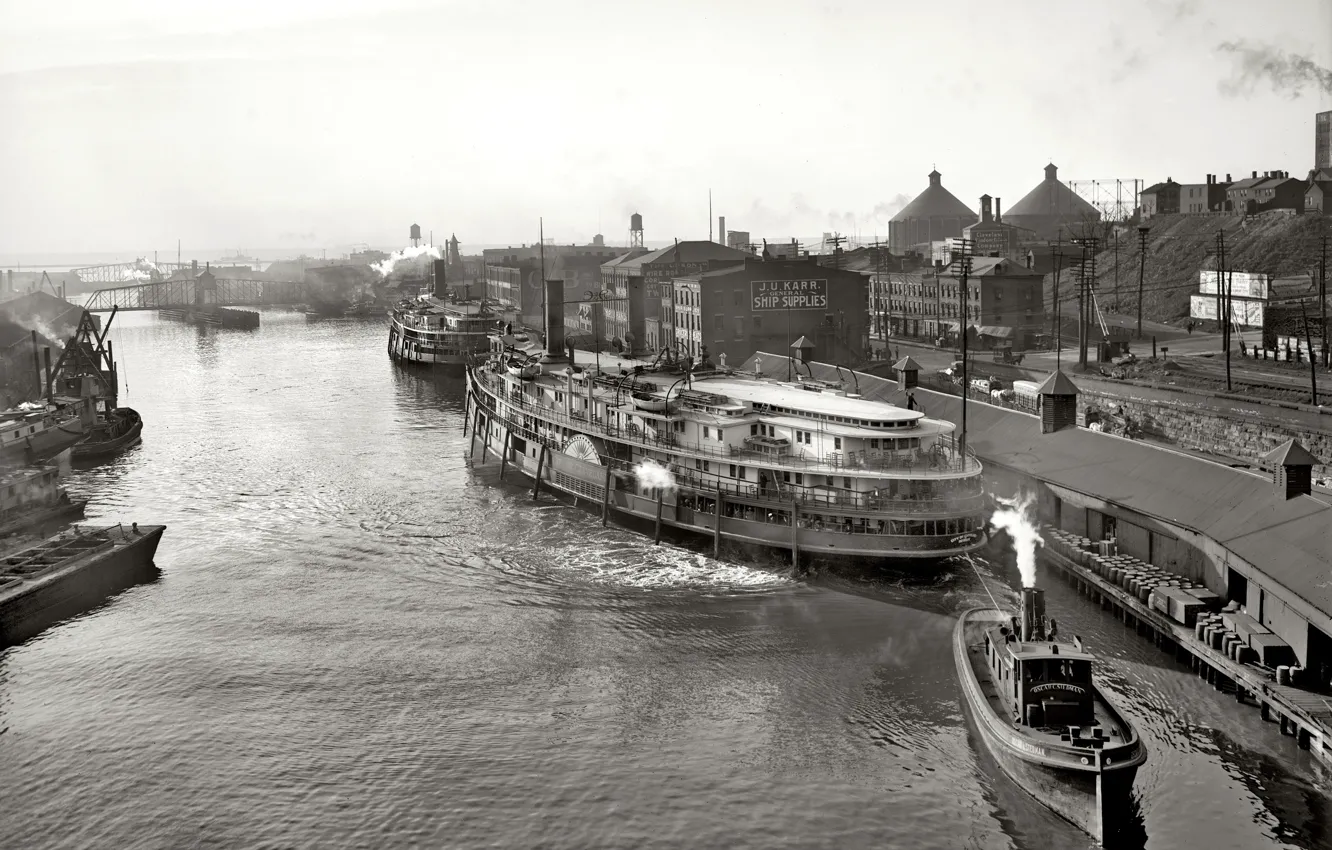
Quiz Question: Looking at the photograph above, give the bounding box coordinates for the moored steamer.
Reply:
[463,279,987,564]
[955,588,1147,846]
[387,297,498,371]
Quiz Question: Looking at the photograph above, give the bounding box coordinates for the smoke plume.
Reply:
[372,245,443,277]
[1218,41,1332,98]
[991,492,1043,589]
[635,459,675,494]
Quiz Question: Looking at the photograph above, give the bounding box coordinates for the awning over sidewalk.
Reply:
[975,325,1015,339]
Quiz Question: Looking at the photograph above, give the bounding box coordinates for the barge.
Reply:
[0,522,165,646]
[955,587,1146,845]
[462,280,987,566]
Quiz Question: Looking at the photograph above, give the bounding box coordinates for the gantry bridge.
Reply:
[82,278,309,312]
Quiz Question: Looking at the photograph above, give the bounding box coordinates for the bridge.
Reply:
[82,278,309,312]
[72,260,194,284]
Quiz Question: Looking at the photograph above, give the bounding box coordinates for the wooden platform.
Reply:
[1042,545,1332,764]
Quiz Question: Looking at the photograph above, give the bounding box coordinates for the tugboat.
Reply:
[955,587,1146,845]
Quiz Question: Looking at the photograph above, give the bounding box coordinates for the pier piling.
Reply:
[533,444,547,500]
[790,499,801,573]
[653,488,664,544]
[499,431,512,480]
[713,486,723,558]
[601,465,612,526]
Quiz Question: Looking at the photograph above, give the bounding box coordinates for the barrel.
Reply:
[1277,665,1291,685]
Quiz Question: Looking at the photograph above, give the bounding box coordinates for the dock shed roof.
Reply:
[743,352,1332,618]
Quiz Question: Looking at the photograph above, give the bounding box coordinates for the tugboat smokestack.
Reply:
[543,278,567,362]
[1021,588,1046,641]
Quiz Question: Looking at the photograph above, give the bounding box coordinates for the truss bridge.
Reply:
[72,260,193,284]
[82,278,309,312]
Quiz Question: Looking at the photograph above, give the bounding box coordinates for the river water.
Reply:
[0,311,1326,850]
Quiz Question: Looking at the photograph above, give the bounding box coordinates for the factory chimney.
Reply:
[718,216,726,246]
[1021,588,1047,641]
[542,278,568,363]
[995,198,1002,223]
[433,259,447,299]
[980,195,992,224]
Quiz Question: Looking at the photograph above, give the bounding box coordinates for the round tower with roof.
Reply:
[1002,164,1100,241]
[889,169,975,254]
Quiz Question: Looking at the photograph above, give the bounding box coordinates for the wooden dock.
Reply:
[1040,538,1332,764]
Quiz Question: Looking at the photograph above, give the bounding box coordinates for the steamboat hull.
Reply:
[0,419,87,466]
[0,499,88,538]
[387,314,483,373]
[0,524,164,646]
[954,609,1143,845]
[467,367,987,563]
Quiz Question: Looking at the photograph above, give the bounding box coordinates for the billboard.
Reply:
[1190,294,1265,327]
[1199,270,1270,299]
[751,279,829,311]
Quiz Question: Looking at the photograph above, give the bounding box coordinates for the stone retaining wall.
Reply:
[1077,387,1332,480]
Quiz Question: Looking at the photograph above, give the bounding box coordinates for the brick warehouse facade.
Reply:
[663,257,868,366]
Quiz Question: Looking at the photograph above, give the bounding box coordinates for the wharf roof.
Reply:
[605,241,752,274]
[1004,164,1099,219]
[891,170,975,222]
[742,352,1332,620]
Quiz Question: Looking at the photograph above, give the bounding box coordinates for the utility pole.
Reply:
[1136,226,1150,339]
[1320,233,1328,368]
[1215,228,1232,392]
[1300,299,1318,405]
[1075,237,1098,369]
[826,233,846,271]
[955,239,973,467]
[1112,230,1121,313]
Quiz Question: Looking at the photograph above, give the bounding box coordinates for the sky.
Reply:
[1,0,1331,256]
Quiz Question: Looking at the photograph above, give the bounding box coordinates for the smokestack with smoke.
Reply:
[372,244,443,277]
[991,492,1044,588]
[1217,41,1332,97]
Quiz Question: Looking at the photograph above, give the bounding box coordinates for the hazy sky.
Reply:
[2,0,1331,255]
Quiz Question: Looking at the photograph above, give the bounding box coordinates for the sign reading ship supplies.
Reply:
[751,279,829,311]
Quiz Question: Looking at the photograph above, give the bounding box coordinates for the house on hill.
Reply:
[1140,179,1181,218]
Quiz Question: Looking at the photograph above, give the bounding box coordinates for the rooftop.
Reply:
[891,170,976,222]
[1004,163,1100,219]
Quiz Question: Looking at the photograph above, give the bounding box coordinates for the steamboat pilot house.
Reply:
[464,279,986,563]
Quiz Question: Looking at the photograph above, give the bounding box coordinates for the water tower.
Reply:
[410,223,422,248]
[629,212,644,248]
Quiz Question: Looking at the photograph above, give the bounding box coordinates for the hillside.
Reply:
[1045,211,1332,325]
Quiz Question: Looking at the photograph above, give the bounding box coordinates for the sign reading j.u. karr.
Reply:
[751,279,829,311]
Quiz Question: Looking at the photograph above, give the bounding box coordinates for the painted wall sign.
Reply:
[751,279,829,311]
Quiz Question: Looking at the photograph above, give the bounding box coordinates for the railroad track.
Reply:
[1180,356,1331,405]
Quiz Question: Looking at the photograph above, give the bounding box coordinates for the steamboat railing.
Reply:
[473,369,981,478]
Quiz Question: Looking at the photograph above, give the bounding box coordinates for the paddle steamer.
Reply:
[463,280,986,563]
[955,588,1146,845]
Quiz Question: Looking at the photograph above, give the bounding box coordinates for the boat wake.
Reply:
[540,536,796,592]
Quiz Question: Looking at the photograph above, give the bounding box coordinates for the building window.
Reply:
[735,317,745,337]
[834,437,842,450]
[714,314,724,331]
[732,290,742,306]
[754,316,762,330]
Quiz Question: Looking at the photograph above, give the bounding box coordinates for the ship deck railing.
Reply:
[665,471,987,515]
[478,373,980,477]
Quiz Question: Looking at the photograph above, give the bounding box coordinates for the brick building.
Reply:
[1227,171,1305,214]
[664,257,868,366]
[884,256,1045,350]
[1317,110,1331,170]
[1140,178,1181,218]
[1306,169,1332,213]
[599,240,751,350]
[961,195,1034,260]
[1178,174,1231,213]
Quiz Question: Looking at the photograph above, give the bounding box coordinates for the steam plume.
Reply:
[991,492,1043,588]
[372,245,443,277]
[1218,41,1332,97]
[635,459,675,494]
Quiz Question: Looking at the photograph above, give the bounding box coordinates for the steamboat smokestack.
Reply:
[543,278,567,362]
[433,259,447,299]
[1021,588,1046,641]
